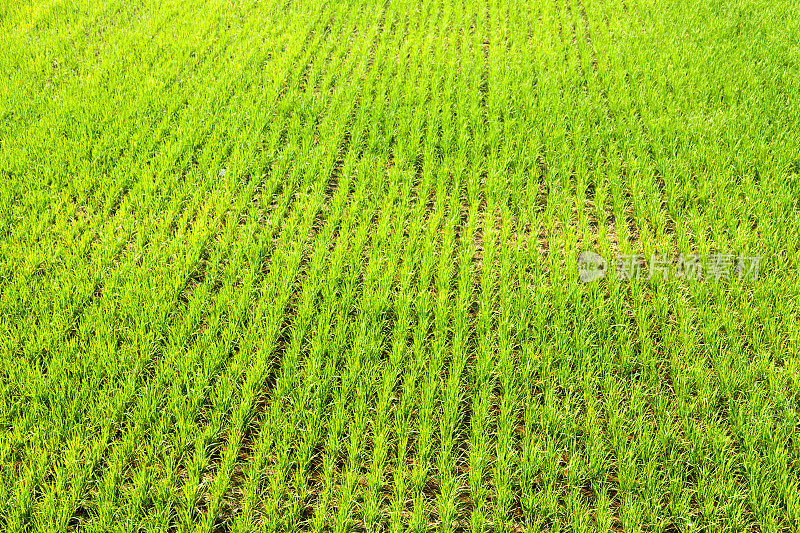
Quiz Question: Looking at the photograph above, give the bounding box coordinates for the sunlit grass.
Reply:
[1,0,798,531]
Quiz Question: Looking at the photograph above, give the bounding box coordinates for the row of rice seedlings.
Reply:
[26,118,262,530]
[281,158,387,531]
[301,9,417,533]
[481,4,528,530]
[13,163,227,531]
[503,1,676,530]
[432,8,483,531]
[542,8,672,527]
[4,84,240,533]
[333,179,415,533]
[181,13,380,533]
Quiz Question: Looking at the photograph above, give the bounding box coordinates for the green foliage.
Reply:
[1,0,799,531]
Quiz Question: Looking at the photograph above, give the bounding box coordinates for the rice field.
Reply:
[1,0,799,531]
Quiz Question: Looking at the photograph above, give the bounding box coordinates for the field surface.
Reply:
[1,0,800,531]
